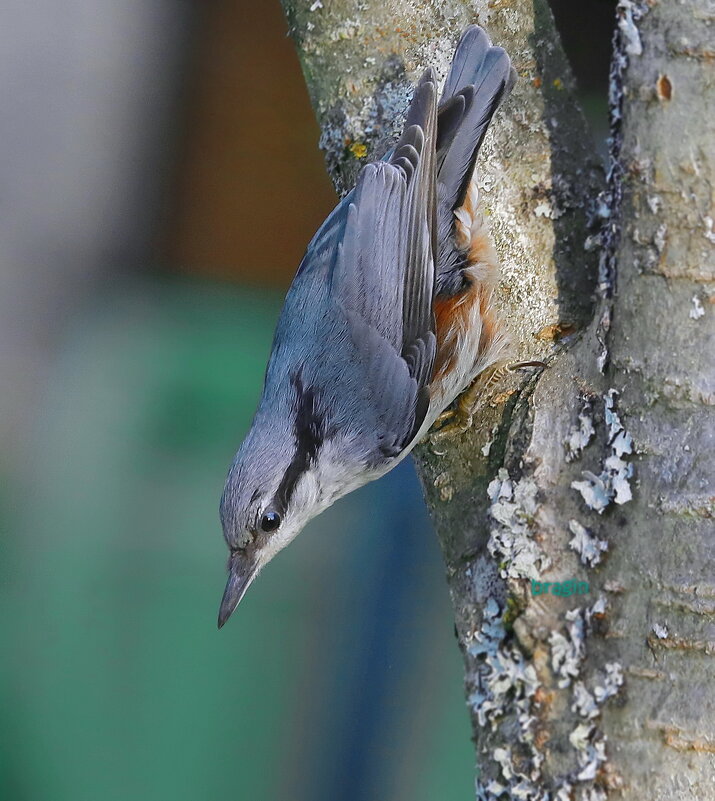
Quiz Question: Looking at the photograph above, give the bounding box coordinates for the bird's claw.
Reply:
[429,388,478,440]
[430,409,474,440]
[429,360,546,443]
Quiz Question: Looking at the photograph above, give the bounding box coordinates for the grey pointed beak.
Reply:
[217,552,258,629]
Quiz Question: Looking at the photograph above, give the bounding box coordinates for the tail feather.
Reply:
[441,25,493,101]
[437,25,516,215]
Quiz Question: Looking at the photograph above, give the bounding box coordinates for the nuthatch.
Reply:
[218,25,517,627]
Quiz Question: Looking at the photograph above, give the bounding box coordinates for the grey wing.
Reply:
[329,70,439,456]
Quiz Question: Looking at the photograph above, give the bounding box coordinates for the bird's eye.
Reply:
[260,510,281,532]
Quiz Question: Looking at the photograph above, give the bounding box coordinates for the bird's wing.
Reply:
[328,70,439,456]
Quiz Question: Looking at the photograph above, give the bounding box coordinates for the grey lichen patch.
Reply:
[646,194,662,214]
[481,427,496,457]
[569,715,613,786]
[689,295,705,320]
[602,389,634,495]
[571,472,612,514]
[653,223,668,255]
[571,390,634,513]
[616,0,646,57]
[652,622,668,639]
[595,307,611,374]
[554,785,575,801]
[704,216,715,245]
[467,597,539,728]
[550,606,588,689]
[572,681,600,719]
[533,199,562,220]
[545,596,625,791]
[574,728,607,782]
[565,397,596,461]
[487,468,549,580]
[593,662,624,704]
[466,595,549,801]
[569,519,609,567]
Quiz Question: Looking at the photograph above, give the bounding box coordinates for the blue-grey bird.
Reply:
[218,25,516,627]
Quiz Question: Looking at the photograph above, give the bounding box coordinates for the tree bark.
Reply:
[279,0,715,797]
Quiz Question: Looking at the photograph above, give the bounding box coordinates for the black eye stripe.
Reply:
[273,371,327,514]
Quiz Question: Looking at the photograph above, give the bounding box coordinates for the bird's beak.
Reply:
[217,551,258,629]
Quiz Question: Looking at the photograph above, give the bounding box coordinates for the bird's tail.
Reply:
[436,25,516,214]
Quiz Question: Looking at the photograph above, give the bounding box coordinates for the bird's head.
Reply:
[217,435,324,627]
[217,375,343,627]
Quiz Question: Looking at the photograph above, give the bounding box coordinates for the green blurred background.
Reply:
[1,2,613,799]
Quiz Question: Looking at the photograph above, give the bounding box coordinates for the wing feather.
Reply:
[329,70,439,452]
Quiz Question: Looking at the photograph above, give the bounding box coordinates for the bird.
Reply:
[218,25,518,628]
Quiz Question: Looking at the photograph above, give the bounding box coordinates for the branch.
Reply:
[594,0,715,793]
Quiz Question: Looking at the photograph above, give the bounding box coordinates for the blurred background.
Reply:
[1,2,614,799]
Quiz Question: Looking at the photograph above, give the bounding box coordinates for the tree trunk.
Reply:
[279,0,715,797]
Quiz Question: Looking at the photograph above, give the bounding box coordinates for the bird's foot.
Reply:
[430,369,495,440]
[430,360,546,441]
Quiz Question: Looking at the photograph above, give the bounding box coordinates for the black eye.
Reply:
[260,511,281,532]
